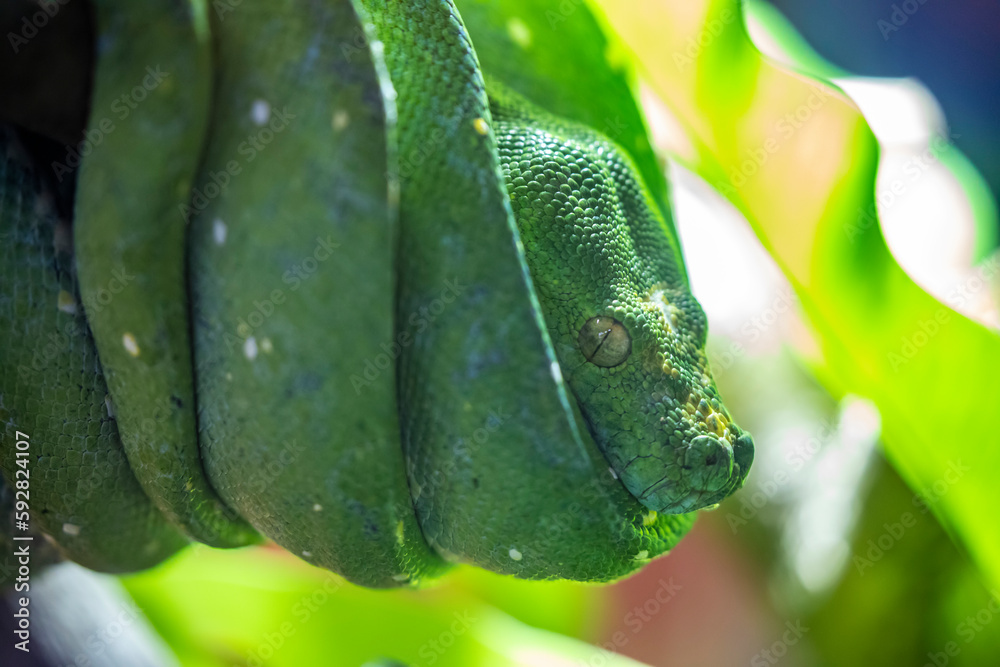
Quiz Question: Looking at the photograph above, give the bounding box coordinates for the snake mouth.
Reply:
[560,349,755,515]
[638,432,755,514]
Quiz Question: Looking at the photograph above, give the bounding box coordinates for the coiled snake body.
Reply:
[0,0,752,588]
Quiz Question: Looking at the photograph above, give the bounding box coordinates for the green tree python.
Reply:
[0,0,753,588]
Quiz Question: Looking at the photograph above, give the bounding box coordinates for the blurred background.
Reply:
[2,0,999,665]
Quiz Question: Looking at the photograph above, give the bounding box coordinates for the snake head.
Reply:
[493,98,754,515]
[572,303,755,515]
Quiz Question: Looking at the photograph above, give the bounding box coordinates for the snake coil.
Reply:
[0,0,752,588]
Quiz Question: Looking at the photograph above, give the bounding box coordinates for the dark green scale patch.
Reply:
[73,0,257,549]
[189,0,449,588]
[490,87,753,514]
[0,129,188,572]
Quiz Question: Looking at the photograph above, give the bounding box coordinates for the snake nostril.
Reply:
[704,453,717,466]
[733,432,755,473]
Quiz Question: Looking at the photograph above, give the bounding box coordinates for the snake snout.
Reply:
[682,435,734,493]
[732,432,755,478]
[639,431,754,514]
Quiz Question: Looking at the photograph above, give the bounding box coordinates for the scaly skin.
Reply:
[190,0,449,587]
[0,128,188,572]
[491,88,754,513]
[74,0,258,548]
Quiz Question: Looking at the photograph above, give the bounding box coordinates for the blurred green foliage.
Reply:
[124,547,640,667]
[808,460,1000,666]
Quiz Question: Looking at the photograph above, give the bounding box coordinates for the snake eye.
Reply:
[578,316,631,367]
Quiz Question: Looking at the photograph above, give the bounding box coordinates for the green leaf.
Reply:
[122,547,649,667]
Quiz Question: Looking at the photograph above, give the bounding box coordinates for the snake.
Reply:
[0,0,753,588]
